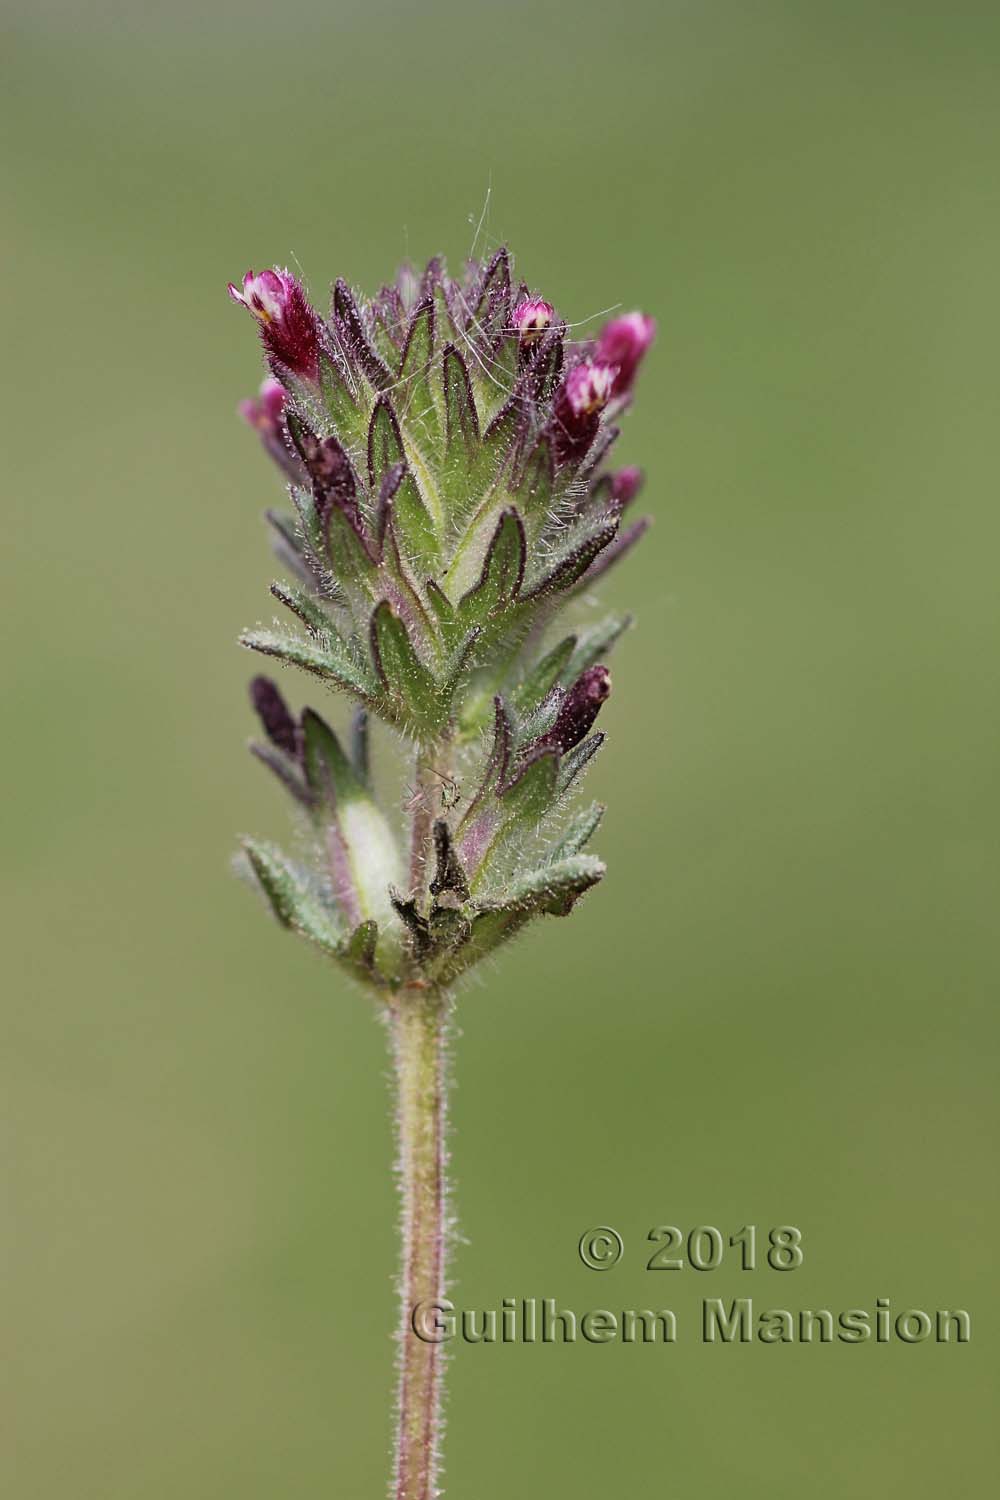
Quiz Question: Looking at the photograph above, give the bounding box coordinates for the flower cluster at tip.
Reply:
[230,249,654,994]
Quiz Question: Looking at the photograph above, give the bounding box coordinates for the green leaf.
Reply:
[511,437,555,534]
[270,580,335,637]
[455,508,525,629]
[562,615,632,682]
[369,399,440,568]
[425,578,456,631]
[499,853,606,916]
[369,601,444,733]
[521,520,618,600]
[431,853,605,984]
[240,626,377,704]
[396,297,441,448]
[324,502,378,602]
[318,352,368,451]
[442,342,480,451]
[300,708,366,811]
[290,484,330,566]
[297,709,403,963]
[368,394,407,480]
[558,732,604,794]
[432,905,524,982]
[242,838,343,955]
[342,918,379,978]
[549,802,605,860]
[498,747,560,828]
[511,635,576,714]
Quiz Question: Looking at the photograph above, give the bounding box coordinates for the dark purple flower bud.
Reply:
[595,312,655,399]
[610,465,644,508]
[538,665,612,753]
[228,268,321,382]
[512,296,555,343]
[550,361,617,465]
[249,675,299,757]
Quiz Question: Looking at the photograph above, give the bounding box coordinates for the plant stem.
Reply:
[391,990,449,1500]
[408,736,453,900]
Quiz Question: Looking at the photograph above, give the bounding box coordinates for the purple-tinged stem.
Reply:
[391,990,449,1500]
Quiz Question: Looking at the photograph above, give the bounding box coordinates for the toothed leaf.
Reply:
[549,802,605,860]
[498,747,560,828]
[562,615,632,680]
[456,508,525,628]
[397,297,441,446]
[512,635,577,714]
[241,626,377,703]
[242,838,343,954]
[369,601,444,732]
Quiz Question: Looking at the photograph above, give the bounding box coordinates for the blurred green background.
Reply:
[5,0,998,1494]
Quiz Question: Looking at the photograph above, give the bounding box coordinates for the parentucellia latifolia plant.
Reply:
[228,250,654,1498]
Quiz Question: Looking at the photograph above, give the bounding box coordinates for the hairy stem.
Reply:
[391,991,449,1500]
[407,736,453,900]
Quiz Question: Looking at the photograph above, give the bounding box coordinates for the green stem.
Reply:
[407,736,454,901]
[391,991,449,1500]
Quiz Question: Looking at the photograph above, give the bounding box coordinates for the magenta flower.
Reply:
[512,295,555,342]
[238,376,286,432]
[228,268,321,382]
[237,376,306,485]
[610,465,644,507]
[550,359,617,463]
[564,359,617,416]
[595,311,656,399]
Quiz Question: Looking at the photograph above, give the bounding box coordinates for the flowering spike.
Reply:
[229,248,655,1495]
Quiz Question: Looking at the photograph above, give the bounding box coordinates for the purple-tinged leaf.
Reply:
[269,579,333,638]
[369,601,443,733]
[521,519,619,601]
[367,395,406,485]
[249,741,314,809]
[511,635,577,714]
[350,707,370,786]
[373,462,407,552]
[558,731,605,794]
[457,508,525,625]
[549,802,605,861]
[442,343,480,449]
[573,516,651,591]
[331,277,393,391]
